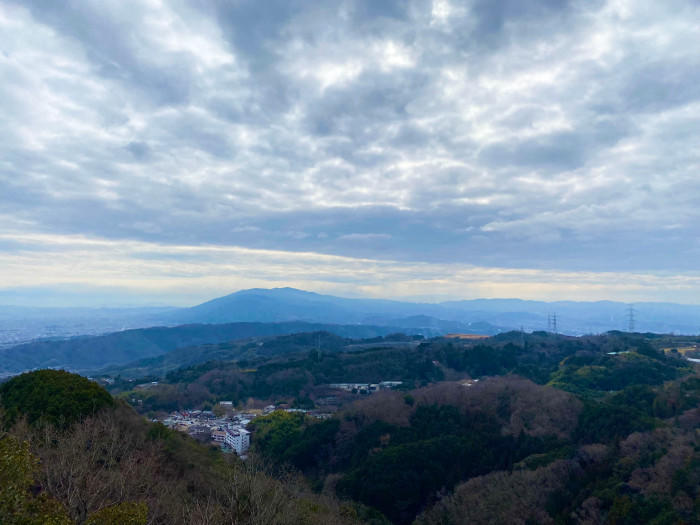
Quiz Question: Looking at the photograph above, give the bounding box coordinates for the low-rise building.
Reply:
[378,381,403,389]
[211,429,227,444]
[187,425,211,443]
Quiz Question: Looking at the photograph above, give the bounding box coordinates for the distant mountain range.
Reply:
[2,287,700,376]
[160,289,508,334]
[160,287,700,335]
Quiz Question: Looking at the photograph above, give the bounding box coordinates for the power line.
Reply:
[626,304,636,332]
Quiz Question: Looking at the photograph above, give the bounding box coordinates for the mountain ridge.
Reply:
[163,287,700,334]
[4,287,700,377]
[0,321,425,376]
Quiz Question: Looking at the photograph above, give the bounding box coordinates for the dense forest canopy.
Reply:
[94,331,699,524]
[115,331,693,414]
[0,370,114,428]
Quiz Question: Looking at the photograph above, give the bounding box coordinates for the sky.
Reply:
[2,0,700,306]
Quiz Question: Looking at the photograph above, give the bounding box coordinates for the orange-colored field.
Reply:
[444,333,491,340]
[662,345,698,355]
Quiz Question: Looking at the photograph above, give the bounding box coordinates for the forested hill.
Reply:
[119,331,698,414]
[0,370,363,524]
[100,331,424,379]
[112,331,700,524]
[2,333,699,524]
[0,321,409,375]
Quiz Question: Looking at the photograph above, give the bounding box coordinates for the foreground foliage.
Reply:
[0,372,362,525]
[0,434,72,525]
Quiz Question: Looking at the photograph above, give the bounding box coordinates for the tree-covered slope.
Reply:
[0,321,409,375]
[99,329,409,379]
[0,370,366,525]
[122,331,693,413]
[183,332,695,525]
[0,370,113,428]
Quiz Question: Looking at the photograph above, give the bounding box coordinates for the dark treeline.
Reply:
[121,331,692,414]
[249,373,699,524]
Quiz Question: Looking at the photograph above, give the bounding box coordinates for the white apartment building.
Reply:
[224,428,250,455]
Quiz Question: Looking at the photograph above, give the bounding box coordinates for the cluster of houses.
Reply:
[159,404,329,456]
[161,408,254,456]
[158,383,406,454]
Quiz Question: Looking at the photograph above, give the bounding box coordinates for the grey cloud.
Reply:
[349,0,411,23]
[620,59,700,113]
[337,233,392,241]
[2,0,700,280]
[125,142,151,161]
[12,0,193,107]
[479,131,587,171]
[211,0,301,69]
[304,70,425,138]
[470,0,573,39]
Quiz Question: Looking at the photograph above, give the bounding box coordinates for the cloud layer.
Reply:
[3,232,700,306]
[2,0,700,304]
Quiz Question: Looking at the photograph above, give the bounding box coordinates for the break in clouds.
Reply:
[2,0,700,303]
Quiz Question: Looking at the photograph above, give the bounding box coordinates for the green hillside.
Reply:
[0,321,409,375]
[112,331,700,524]
[2,333,698,524]
[0,371,366,525]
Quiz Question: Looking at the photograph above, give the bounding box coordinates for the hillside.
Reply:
[100,330,391,379]
[0,370,365,525]
[0,321,410,376]
[2,333,699,524]
[109,331,700,524]
[117,331,695,414]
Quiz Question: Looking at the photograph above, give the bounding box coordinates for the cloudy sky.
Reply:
[2,0,700,306]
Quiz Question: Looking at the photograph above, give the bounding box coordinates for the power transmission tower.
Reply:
[626,305,636,332]
[547,313,558,334]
